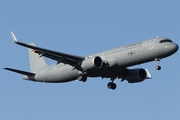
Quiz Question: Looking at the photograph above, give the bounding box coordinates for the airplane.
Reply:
[4,32,179,90]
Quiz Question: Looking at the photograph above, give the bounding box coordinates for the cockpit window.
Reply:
[159,39,172,43]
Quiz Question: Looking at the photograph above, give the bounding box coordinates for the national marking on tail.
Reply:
[28,43,48,72]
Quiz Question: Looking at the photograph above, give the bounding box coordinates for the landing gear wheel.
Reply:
[156,65,161,70]
[78,75,87,82]
[111,83,116,90]
[107,82,112,89]
[107,82,117,90]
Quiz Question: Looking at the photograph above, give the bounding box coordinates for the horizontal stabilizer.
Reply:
[4,68,35,76]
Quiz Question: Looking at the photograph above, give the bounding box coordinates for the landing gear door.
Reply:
[149,39,156,49]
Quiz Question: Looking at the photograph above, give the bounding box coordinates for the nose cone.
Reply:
[158,41,178,58]
[170,43,179,54]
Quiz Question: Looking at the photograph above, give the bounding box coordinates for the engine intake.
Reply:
[126,68,147,83]
[81,56,103,71]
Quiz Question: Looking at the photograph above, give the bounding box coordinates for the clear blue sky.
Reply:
[1,0,180,120]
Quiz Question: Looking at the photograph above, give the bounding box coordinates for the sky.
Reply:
[1,0,180,119]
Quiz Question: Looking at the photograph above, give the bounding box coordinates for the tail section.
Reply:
[28,43,48,72]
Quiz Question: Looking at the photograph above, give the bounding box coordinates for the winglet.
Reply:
[10,31,18,43]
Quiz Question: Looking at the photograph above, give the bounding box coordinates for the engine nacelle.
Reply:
[81,56,103,71]
[126,68,147,83]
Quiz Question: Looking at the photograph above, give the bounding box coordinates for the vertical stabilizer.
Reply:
[28,43,48,72]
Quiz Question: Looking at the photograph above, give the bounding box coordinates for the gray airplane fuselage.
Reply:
[23,37,178,83]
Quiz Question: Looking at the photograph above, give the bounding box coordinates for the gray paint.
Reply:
[5,32,179,85]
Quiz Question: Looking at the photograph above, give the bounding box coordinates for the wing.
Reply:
[11,32,85,71]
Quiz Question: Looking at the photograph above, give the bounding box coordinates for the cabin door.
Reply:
[149,39,156,49]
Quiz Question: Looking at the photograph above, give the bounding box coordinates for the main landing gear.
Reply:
[155,58,161,70]
[107,77,117,90]
[78,75,87,82]
[107,82,117,90]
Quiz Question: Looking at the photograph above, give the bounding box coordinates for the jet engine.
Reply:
[125,68,147,83]
[81,56,103,71]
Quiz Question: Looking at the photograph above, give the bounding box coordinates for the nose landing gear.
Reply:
[155,58,161,70]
